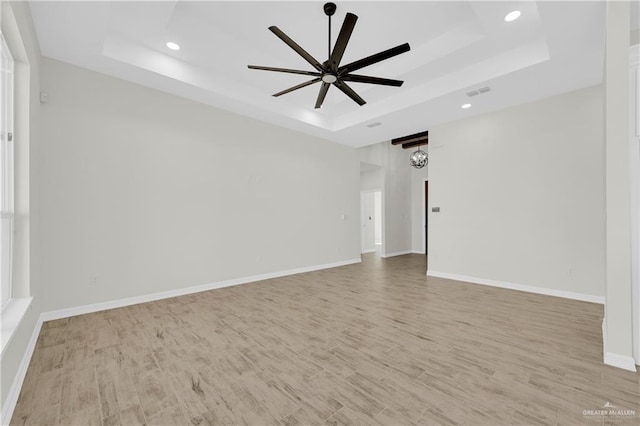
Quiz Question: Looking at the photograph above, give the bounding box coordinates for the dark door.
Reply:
[425,181,429,255]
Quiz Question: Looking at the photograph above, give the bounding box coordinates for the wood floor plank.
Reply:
[101,405,146,426]
[10,404,60,426]
[11,254,640,425]
[31,343,65,374]
[95,363,140,419]
[146,404,188,426]
[59,405,101,426]
[59,366,100,420]
[129,368,179,418]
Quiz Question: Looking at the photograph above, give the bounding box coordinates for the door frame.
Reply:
[422,178,429,255]
[360,189,384,256]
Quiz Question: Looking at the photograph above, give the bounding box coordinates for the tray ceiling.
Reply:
[29,1,606,147]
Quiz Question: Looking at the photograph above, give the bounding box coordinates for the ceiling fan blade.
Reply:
[334,80,366,106]
[338,43,410,74]
[273,77,321,97]
[248,65,321,77]
[328,13,358,72]
[341,74,404,87]
[269,26,325,72]
[314,82,331,109]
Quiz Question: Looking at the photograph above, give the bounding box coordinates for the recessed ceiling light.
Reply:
[461,103,472,109]
[504,10,521,22]
[166,41,180,51]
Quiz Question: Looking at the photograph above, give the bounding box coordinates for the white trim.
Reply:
[0,297,31,357]
[382,250,412,258]
[427,270,605,304]
[360,249,376,254]
[411,250,425,255]
[604,352,638,372]
[40,258,361,322]
[1,314,41,426]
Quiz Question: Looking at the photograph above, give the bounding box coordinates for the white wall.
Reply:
[374,191,382,245]
[428,85,605,299]
[38,58,360,313]
[603,1,634,369]
[360,167,383,192]
[358,144,412,256]
[360,142,429,256]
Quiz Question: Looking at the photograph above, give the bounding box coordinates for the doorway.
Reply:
[361,190,383,255]
[424,180,429,255]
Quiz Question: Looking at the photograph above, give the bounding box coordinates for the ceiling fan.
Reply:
[248,2,410,109]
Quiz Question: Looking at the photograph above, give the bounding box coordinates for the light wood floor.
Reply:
[11,254,640,425]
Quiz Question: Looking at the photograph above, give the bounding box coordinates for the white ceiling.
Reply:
[29,1,607,148]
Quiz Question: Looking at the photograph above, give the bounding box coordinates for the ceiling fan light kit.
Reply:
[248,2,410,109]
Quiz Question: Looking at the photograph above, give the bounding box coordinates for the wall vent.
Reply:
[366,122,382,128]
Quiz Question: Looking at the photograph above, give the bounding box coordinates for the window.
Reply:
[0,33,14,312]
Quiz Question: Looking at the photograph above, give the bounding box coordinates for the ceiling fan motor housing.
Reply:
[323,3,337,16]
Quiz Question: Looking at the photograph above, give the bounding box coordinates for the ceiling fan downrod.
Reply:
[324,2,336,61]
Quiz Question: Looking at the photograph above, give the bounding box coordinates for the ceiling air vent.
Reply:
[366,122,382,128]
[467,86,491,97]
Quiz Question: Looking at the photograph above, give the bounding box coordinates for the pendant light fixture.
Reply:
[410,146,428,169]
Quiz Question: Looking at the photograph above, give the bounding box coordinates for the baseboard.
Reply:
[604,352,638,372]
[411,250,426,255]
[381,250,412,258]
[361,249,376,254]
[427,270,605,304]
[40,257,362,322]
[1,316,43,426]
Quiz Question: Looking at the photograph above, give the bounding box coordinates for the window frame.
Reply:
[0,31,15,313]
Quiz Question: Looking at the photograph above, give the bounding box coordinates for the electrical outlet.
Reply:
[89,276,98,286]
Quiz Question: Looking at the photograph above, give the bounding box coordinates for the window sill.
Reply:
[1,297,33,357]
